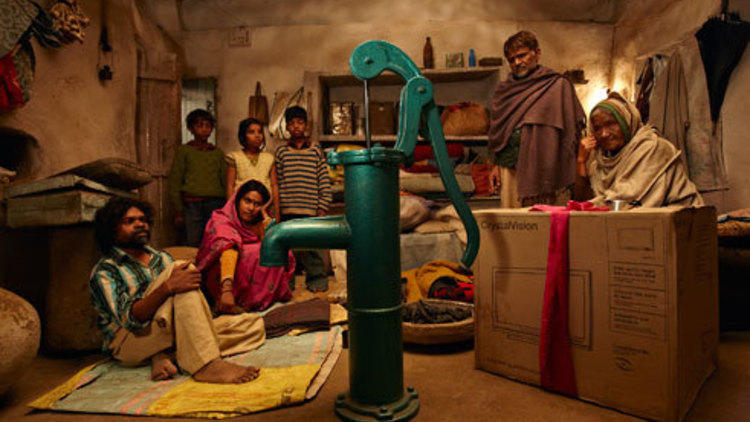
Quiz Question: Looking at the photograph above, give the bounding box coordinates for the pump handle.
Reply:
[349,40,479,267]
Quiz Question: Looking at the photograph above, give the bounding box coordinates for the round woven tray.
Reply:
[402,299,474,345]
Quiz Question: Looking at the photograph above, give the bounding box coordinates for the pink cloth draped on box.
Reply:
[530,201,609,397]
[195,182,295,311]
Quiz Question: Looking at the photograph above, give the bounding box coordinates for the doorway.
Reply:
[135,47,181,248]
[181,78,217,144]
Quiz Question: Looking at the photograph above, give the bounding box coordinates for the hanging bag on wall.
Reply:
[269,86,305,140]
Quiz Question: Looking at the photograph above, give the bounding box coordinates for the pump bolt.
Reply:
[417,87,426,94]
[377,407,393,420]
[364,57,374,64]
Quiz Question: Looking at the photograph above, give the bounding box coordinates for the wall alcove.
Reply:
[0,126,40,181]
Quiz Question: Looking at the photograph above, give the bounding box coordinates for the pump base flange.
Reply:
[334,388,420,422]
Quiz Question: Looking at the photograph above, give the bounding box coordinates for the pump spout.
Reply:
[260,215,351,267]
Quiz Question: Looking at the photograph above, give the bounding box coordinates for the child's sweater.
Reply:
[275,143,332,216]
[168,143,226,212]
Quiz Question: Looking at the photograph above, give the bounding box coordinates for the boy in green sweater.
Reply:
[168,109,226,247]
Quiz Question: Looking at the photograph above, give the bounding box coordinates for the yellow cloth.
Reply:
[145,364,321,418]
[402,260,473,304]
[28,361,107,409]
[219,248,239,283]
[108,261,265,374]
[226,150,274,192]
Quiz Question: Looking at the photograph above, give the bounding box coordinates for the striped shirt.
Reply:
[89,246,173,350]
[275,143,332,215]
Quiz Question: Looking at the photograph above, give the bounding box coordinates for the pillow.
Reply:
[414,220,455,234]
[400,195,431,231]
[61,158,153,190]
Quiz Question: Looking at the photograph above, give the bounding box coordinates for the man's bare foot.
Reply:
[193,359,260,384]
[151,352,179,381]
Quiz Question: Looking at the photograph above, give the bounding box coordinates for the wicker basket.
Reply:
[402,299,474,345]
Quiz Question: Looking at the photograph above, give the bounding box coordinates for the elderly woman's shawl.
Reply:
[587,92,703,207]
[586,125,704,207]
[195,181,295,311]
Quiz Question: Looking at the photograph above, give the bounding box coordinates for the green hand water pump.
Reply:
[260,40,479,421]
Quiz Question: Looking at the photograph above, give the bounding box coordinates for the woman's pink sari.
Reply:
[195,182,295,311]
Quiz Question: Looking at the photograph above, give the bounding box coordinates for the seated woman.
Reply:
[577,92,704,208]
[196,179,295,314]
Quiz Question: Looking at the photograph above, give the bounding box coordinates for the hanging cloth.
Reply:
[0,50,24,112]
[695,16,750,122]
[530,201,609,397]
[635,57,656,122]
[648,51,691,171]
[0,0,37,57]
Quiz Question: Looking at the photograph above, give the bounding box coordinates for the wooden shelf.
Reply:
[319,66,502,87]
[319,134,489,144]
[305,66,500,148]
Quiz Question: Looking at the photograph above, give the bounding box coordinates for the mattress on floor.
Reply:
[331,231,465,282]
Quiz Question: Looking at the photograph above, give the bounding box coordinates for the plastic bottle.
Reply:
[468,49,476,67]
[423,37,434,69]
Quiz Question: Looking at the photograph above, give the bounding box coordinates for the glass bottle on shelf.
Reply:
[423,37,434,69]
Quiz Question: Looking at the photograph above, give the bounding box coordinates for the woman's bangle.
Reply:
[220,278,233,292]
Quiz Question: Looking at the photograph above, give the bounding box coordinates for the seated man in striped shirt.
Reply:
[275,106,333,292]
[89,197,265,383]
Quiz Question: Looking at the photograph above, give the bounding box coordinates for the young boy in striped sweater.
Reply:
[275,106,332,292]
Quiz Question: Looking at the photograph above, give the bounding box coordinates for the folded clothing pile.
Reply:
[263,298,331,338]
[402,260,474,304]
[402,299,472,324]
[717,208,750,239]
[402,143,465,173]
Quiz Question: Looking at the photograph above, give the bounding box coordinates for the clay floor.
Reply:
[1,277,749,421]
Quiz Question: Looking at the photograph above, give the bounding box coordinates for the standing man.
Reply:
[489,31,586,207]
[89,196,265,383]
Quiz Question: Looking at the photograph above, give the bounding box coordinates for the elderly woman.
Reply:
[577,92,704,208]
[196,179,295,315]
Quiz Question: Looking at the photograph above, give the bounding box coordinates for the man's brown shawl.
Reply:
[489,66,586,198]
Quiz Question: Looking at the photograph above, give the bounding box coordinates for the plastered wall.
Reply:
[610,0,750,212]
[181,19,613,155]
[0,0,179,310]
[0,0,178,181]
[720,0,750,211]
[176,0,621,29]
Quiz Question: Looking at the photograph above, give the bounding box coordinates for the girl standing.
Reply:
[226,118,280,218]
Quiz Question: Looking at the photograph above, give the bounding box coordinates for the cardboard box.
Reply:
[474,206,718,422]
